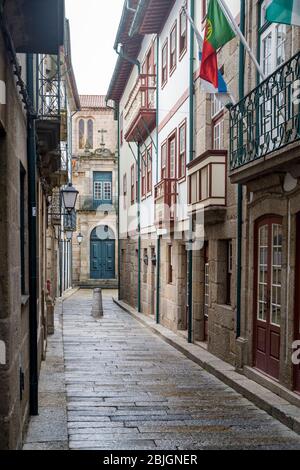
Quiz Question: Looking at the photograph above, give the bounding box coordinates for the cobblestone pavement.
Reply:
[62,290,300,450]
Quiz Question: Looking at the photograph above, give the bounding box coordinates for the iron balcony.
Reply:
[230,51,300,182]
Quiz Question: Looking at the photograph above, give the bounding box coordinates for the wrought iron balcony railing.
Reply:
[230,51,300,171]
[37,54,61,120]
[154,178,177,227]
[124,73,157,143]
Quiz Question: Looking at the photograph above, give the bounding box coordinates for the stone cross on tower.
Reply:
[98,129,107,149]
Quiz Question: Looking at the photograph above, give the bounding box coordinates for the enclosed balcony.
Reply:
[187,151,227,224]
[154,178,177,228]
[124,73,156,143]
[229,51,300,183]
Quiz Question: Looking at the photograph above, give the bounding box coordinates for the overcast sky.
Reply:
[65,0,240,96]
[65,0,124,96]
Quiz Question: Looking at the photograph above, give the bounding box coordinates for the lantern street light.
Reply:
[77,233,83,245]
[61,183,79,213]
[65,230,73,242]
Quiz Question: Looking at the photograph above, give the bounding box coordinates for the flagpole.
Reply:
[182,3,237,104]
[182,3,203,50]
[217,0,266,81]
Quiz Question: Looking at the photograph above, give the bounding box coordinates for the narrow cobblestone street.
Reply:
[50,290,300,450]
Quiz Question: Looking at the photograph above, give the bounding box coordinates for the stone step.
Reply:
[74,279,118,290]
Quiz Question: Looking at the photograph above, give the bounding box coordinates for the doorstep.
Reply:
[243,366,300,408]
[113,298,300,435]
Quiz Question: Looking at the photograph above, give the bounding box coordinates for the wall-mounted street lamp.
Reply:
[65,230,73,242]
[77,233,83,245]
[61,183,79,213]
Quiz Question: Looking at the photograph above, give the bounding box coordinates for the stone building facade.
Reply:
[72,96,118,288]
[228,1,300,394]
[0,1,79,449]
[108,0,300,401]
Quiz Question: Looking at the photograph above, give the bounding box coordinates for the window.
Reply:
[226,240,233,306]
[261,22,287,77]
[79,119,85,149]
[200,166,209,200]
[120,112,124,146]
[131,165,135,204]
[167,245,173,284]
[141,153,146,197]
[189,173,198,204]
[93,172,112,207]
[168,133,176,179]
[87,119,93,149]
[123,173,127,210]
[94,181,102,201]
[179,10,187,56]
[135,163,138,202]
[147,146,152,193]
[161,141,167,179]
[162,40,168,86]
[213,119,224,150]
[20,163,26,295]
[103,182,112,201]
[211,95,224,150]
[211,95,224,119]
[178,121,186,179]
[170,22,177,73]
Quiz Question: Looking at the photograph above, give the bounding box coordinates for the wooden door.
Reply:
[204,242,209,342]
[254,217,282,380]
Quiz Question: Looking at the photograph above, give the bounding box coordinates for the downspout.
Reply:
[115,43,141,74]
[137,143,141,312]
[70,110,79,289]
[26,54,38,416]
[188,0,195,344]
[115,43,141,310]
[117,102,121,300]
[156,35,160,324]
[236,0,246,339]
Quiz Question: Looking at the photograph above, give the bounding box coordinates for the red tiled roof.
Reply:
[79,95,107,109]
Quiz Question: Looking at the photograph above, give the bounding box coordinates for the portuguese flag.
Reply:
[266,0,300,26]
[200,0,236,90]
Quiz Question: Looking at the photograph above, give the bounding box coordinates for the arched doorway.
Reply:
[90,226,115,280]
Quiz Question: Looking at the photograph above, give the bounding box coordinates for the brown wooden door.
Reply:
[204,242,209,342]
[254,217,282,380]
[294,213,300,393]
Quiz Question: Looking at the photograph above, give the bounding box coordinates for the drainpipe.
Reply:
[26,54,38,416]
[115,43,141,310]
[117,102,121,300]
[155,35,160,324]
[137,143,141,312]
[236,0,246,339]
[188,0,195,344]
[115,43,141,74]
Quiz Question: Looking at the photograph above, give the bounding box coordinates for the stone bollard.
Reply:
[91,288,103,319]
